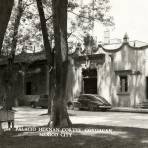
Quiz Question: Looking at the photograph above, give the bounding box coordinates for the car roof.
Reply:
[80,94,109,104]
[80,94,99,98]
[80,94,100,100]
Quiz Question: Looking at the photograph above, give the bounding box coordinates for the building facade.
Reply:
[72,35,148,107]
[0,52,49,105]
[1,35,148,108]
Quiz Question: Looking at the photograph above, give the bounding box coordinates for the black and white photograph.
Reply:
[0,0,148,147]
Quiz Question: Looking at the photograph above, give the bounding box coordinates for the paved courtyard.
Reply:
[2,106,148,129]
[1,107,148,148]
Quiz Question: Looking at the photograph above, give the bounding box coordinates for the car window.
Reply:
[79,96,88,100]
[89,97,102,103]
[80,95,94,102]
[95,95,109,104]
[83,95,96,101]
[80,95,97,102]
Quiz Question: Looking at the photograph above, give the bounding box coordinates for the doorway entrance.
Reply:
[26,81,32,95]
[82,68,97,94]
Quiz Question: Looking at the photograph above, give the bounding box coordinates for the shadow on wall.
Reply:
[101,45,147,107]
[66,58,77,102]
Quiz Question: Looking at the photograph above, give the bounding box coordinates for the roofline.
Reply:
[98,35,148,53]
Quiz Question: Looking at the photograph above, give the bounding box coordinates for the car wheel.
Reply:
[41,106,47,109]
[89,104,95,111]
[101,109,107,112]
[31,102,36,108]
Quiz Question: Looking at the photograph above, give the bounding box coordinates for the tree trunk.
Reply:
[4,0,23,110]
[0,0,14,110]
[11,0,23,59]
[0,0,14,54]
[36,0,52,65]
[36,0,54,114]
[49,0,72,127]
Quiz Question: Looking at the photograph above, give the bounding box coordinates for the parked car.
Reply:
[30,95,73,109]
[30,94,48,108]
[73,94,111,111]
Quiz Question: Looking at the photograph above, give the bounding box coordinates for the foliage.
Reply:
[77,0,114,32]
[2,0,113,54]
[83,33,96,47]
[2,0,43,55]
[68,0,114,46]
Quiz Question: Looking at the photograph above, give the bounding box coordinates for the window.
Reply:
[119,75,128,93]
[26,82,32,95]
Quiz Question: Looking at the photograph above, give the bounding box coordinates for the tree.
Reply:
[2,0,47,109]
[68,0,114,44]
[11,0,24,60]
[0,0,14,110]
[49,0,72,127]
[36,0,78,116]
[36,0,53,114]
[36,0,71,127]
[83,33,97,54]
[0,0,14,54]
[76,0,113,32]
[3,0,43,54]
[3,0,24,110]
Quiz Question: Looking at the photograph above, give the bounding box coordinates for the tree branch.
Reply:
[68,10,114,26]
[46,14,53,22]
[68,10,96,22]
[67,30,75,39]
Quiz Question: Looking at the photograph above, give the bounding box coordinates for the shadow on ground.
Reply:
[0,124,148,148]
[40,113,76,116]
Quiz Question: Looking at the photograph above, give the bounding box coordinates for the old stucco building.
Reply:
[0,51,49,105]
[1,34,148,108]
[72,34,148,107]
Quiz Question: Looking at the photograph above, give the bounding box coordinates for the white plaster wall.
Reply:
[97,55,112,104]
[72,45,148,107]
[73,67,82,98]
[98,45,148,107]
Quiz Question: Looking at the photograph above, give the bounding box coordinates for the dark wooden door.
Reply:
[83,77,97,94]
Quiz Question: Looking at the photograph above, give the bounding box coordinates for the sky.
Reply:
[93,0,148,43]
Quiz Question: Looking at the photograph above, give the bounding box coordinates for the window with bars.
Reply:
[119,75,128,93]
